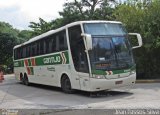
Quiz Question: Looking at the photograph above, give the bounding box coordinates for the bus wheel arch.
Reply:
[61,74,74,93]
[23,73,30,86]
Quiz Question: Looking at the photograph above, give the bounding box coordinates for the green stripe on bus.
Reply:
[113,69,126,74]
[14,51,69,67]
[36,53,63,65]
[63,51,69,64]
[28,59,32,66]
[92,65,136,75]
[36,51,69,66]
[14,60,24,67]
[92,70,106,75]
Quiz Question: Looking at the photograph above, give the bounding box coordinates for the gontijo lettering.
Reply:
[43,56,61,64]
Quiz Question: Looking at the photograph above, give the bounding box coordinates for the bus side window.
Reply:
[27,45,31,57]
[35,43,37,56]
[26,46,28,57]
[17,49,19,59]
[56,35,59,51]
[45,38,50,54]
[46,36,52,54]
[37,41,40,56]
[23,47,26,58]
[31,43,37,56]
[59,31,67,51]
[40,40,44,55]
[31,43,34,56]
[14,49,17,60]
[51,35,56,53]
[18,48,21,59]
[20,48,23,59]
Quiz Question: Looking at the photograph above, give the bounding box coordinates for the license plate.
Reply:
[115,80,123,85]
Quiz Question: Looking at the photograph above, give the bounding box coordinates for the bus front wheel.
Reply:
[61,75,73,94]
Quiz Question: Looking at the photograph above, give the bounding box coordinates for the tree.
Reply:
[59,0,116,23]
[0,21,31,68]
[0,22,19,37]
[29,18,55,36]
[114,0,160,79]
[18,30,32,42]
[0,33,17,65]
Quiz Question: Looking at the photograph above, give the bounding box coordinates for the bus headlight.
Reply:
[92,75,106,79]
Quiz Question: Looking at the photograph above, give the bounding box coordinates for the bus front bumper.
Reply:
[89,73,136,92]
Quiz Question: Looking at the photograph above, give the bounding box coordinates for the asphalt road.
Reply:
[0,74,160,110]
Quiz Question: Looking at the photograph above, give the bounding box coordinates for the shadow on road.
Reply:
[26,82,133,98]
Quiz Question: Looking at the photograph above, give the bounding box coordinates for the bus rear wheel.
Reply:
[20,73,23,84]
[61,75,73,93]
[23,73,30,86]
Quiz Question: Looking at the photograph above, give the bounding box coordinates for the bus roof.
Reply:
[13,20,122,49]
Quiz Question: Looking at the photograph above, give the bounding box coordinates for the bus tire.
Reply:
[20,73,25,84]
[61,75,73,94]
[23,73,30,86]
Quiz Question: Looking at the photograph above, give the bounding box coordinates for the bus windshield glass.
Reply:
[83,23,135,71]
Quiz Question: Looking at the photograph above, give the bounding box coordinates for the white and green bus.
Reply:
[13,21,142,93]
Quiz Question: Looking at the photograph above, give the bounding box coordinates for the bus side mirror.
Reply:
[81,34,93,50]
[128,33,143,49]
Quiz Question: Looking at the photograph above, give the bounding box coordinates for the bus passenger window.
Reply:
[14,49,17,60]
[23,47,26,58]
[59,31,67,51]
[40,40,44,55]
[37,42,40,56]
[45,37,52,54]
[51,35,56,53]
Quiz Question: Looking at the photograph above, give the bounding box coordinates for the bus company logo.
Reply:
[43,52,67,65]
[43,56,61,64]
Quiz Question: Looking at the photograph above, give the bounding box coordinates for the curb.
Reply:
[136,79,160,83]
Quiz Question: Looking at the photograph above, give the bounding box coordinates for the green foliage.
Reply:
[0,33,17,65]
[18,30,32,39]
[29,18,55,36]
[114,0,160,79]
[0,21,31,68]
[0,22,19,37]
[18,30,32,42]
[59,0,116,22]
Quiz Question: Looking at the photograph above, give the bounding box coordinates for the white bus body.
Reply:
[13,21,142,92]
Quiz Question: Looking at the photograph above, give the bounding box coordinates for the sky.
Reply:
[0,0,68,30]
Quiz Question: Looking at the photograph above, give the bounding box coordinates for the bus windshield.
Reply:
[83,23,135,71]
